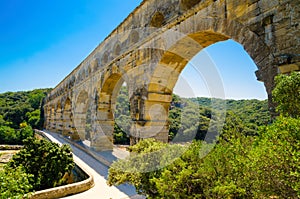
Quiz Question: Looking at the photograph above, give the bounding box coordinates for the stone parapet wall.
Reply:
[29,175,94,199]
[0,145,23,150]
[30,130,95,199]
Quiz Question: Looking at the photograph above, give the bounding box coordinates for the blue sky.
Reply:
[0,0,267,100]
[174,40,268,100]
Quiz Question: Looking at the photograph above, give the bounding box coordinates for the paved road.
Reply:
[42,131,144,199]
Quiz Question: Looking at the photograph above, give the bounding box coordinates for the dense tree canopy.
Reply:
[0,166,33,199]
[114,86,131,144]
[7,137,74,191]
[0,137,74,198]
[273,71,300,117]
[0,88,74,197]
[0,88,51,129]
[113,87,270,145]
[0,89,50,145]
[108,115,299,198]
[108,74,299,198]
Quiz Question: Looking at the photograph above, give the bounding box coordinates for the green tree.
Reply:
[0,166,33,199]
[249,116,300,198]
[114,86,131,144]
[108,115,299,198]
[0,88,51,129]
[272,71,300,117]
[0,123,34,145]
[18,124,34,142]
[0,125,17,144]
[7,137,74,191]
[27,90,46,110]
[114,123,130,144]
[151,115,253,199]
[26,109,41,129]
[108,139,185,198]
[4,104,33,129]
[0,115,5,126]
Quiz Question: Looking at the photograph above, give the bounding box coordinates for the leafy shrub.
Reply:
[0,125,18,144]
[273,71,300,117]
[250,116,300,198]
[7,137,74,191]
[0,166,33,199]
[0,124,34,145]
[108,116,300,198]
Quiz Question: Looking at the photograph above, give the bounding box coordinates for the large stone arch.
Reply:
[49,105,56,131]
[62,97,73,137]
[74,90,89,141]
[175,17,274,94]
[100,73,125,110]
[92,73,126,150]
[149,30,230,94]
[145,18,273,142]
[113,42,122,57]
[55,101,63,133]
[45,106,51,130]
[170,18,271,75]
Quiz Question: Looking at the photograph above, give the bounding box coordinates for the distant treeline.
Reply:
[0,89,51,144]
[114,87,270,144]
[0,87,270,145]
[108,72,300,199]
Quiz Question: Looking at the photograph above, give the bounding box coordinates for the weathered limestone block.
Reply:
[90,123,113,151]
[147,93,172,103]
[278,62,300,74]
[130,121,169,141]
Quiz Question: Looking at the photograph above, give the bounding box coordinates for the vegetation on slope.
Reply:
[108,72,300,198]
[1,71,299,198]
[0,88,75,198]
[0,89,50,129]
[0,137,74,198]
[273,71,300,118]
[113,86,270,144]
[108,117,299,198]
[0,88,50,145]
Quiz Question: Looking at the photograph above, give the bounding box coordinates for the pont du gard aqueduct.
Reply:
[43,0,300,151]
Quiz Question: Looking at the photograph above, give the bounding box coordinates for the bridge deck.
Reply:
[41,131,144,199]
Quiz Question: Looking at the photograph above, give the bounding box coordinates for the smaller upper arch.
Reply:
[85,64,92,77]
[85,67,89,78]
[76,90,89,105]
[91,58,100,72]
[56,100,62,111]
[102,51,109,65]
[113,42,122,57]
[129,30,140,44]
[62,97,72,111]
[150,11,165,28]
[180,0,201,11]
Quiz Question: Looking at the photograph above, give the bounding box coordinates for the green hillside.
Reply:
[108,72,300,199]
[113,87,270,144]
[0,89,51,144]
[0,87,270,145]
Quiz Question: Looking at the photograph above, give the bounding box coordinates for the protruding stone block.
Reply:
[278,62,300,74]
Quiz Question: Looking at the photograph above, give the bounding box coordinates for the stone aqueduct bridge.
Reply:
[43,0,300,151]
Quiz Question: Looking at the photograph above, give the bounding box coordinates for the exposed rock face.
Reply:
[43,0,300,150]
